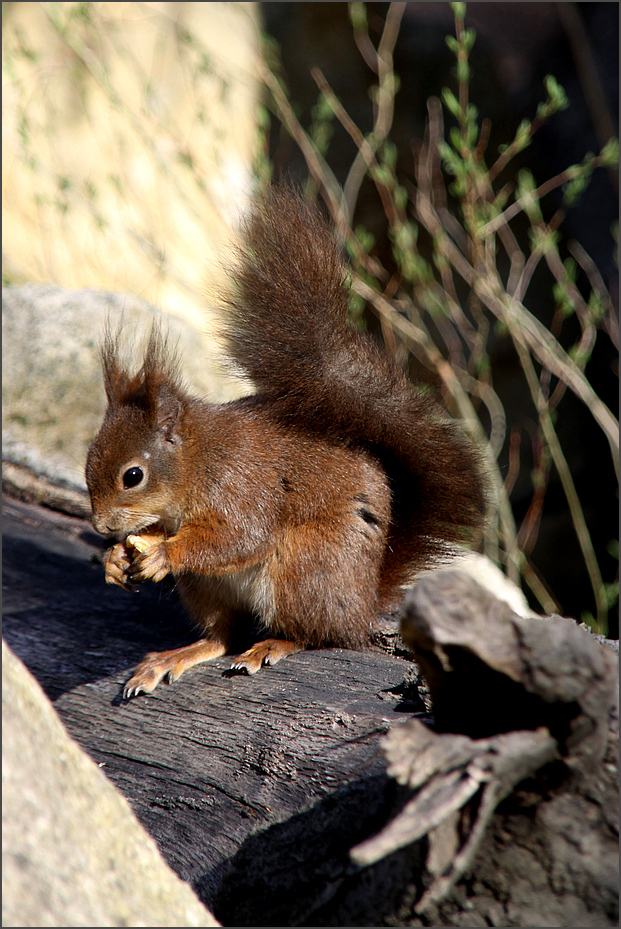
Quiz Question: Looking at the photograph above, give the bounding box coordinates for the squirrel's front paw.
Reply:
[103,542,136,590]
[127,537,172,584]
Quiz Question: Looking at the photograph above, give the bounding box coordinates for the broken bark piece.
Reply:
[350,569,619,915]
[399,569,618,772]
[351,721,559,911]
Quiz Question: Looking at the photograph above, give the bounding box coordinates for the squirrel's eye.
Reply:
[122,466,144,489]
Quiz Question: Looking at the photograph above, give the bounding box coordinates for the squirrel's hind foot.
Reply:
[229,639,301,674]
[123,637,227,698]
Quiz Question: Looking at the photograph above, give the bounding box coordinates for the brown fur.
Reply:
[85,184,488,696]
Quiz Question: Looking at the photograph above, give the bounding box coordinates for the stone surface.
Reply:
[2,283,245,492]
[2,638,219,928]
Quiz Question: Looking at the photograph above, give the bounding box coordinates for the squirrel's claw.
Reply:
[123,650,170,698]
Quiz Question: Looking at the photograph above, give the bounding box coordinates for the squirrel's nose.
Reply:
[91,513,111,535]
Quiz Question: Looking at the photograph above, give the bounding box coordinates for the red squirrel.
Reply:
[85,185,487,697]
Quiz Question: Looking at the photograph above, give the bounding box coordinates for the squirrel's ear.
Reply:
[152,384,183,444]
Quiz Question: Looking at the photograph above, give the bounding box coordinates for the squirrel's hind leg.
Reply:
[256,493,388,654]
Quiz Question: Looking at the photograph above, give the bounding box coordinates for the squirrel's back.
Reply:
[225,186,488,607]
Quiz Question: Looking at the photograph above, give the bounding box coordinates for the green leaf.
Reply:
[349,2,368,31]
[516,167,536,200]
[599,137,619,167]
[588,289,606,323]
[450,126,463,151]
[369,164,391,187]
[563,257,577,282]
[466,103,478,123]
[442,87,461,118]
[463,27,477,52]
[311,92,333,123]
[456,58,470,83]
[563,170,593,206]
[543,74,568,112]
[437,140,461,175]
[516,169,543,221]
[394,184,408,211]
[380,140,398,170]
[513,118,532,152]
[528,226,559,254]
[466,120,479,149]
[553,281,575,318]
[353,225,376,253]
[604,580,619,609]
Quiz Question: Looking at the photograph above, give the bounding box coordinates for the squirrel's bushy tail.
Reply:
[225,185,488,606]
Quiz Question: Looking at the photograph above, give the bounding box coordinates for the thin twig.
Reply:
[480,164,601,238]
[507,312,608,629]
[475,280,619,465]
[255,56,345,226]
[352,275,520,583]
[555,1,619,194]
[313,3,406,225]
[412,177,619,463]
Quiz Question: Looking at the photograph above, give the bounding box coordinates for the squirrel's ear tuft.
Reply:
[100,326,131,404]
[141,323,185,442]
[142,322,182,390]
[100,319,185,420]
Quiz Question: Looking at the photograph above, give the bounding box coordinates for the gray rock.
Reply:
[2,639,220,928]
[2,284,243,493]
